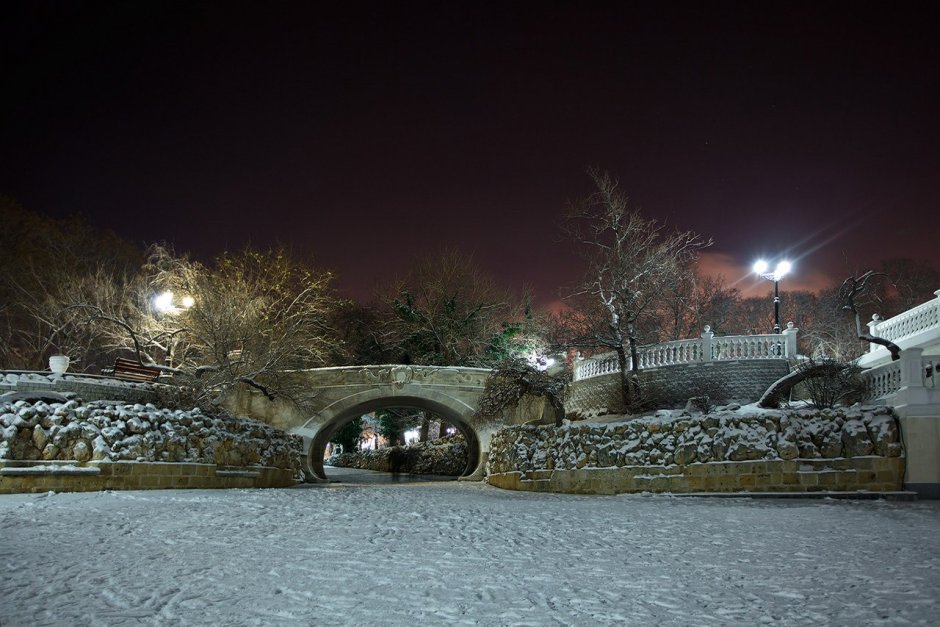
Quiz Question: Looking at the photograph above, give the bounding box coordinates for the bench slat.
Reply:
[110,358,162,382]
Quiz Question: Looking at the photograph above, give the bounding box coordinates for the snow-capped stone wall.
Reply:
[1,372,166,405]
[0,399,304,493]
[487,405,905,494]
[567,360,791,415]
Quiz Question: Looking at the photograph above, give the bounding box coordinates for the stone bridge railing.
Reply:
[573,325,799,382]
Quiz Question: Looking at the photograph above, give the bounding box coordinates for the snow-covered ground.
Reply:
[2,474,939,626]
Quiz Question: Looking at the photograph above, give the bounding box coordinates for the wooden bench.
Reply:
[102,358,162,383]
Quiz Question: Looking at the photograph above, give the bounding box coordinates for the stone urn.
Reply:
[49,355,70,375]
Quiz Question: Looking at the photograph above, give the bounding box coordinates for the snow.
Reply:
[3,475,939,625]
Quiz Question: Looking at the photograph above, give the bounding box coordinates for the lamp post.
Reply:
[753,259,792,334]
[152,291,195,368]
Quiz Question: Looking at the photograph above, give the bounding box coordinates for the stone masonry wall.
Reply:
[0,398,305,493]
[1,372,165,405]
[567,360,791,415]
[487,405,904,494]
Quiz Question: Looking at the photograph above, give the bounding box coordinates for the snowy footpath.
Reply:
[2,478,939,626]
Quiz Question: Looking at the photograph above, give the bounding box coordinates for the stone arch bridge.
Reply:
[225,365,545,481]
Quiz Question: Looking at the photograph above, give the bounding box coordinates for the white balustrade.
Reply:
[638,338,704,368]
[861,361,903,400]
[572,326,797,381]
[868,289,940,351]
[861,352,938,402]
[710,334,783,360]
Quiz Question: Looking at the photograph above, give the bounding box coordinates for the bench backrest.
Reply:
[112,357,162,382]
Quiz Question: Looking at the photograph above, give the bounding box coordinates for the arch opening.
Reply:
[308,396,481,482]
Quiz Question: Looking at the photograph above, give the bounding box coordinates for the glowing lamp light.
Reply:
[753,259,792,280]
[154,291,175,313]
[526,352,556,372]
[180,295,195,309]
[752,258,793,334]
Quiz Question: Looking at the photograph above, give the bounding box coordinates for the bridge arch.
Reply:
[224,366,498,481]
[305,386,483,481]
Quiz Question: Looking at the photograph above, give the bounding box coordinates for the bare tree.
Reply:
[0,198,141,370]
[841,271,901,360]
[562,168,712,411]
[879,258,940,312]
[384,249,523,367]
[61,244,342,407]
[150,245,341,404]
[657,269,741,341]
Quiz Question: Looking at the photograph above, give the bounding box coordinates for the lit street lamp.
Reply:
[152,291,195,368]
[753,259,792,334]
[153,291,195,314]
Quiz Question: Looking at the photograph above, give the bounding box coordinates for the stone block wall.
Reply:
[1,372,166,405]
[568,360,791,414]
[486,405,905,495]
[0,460,297,494]
[487,458,905,495]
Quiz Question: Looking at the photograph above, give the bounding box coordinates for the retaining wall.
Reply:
[487,405,905,495]
[0,460,297,494]
[568,359,791,415]
[1,372,166,404]
[1,397,305,494]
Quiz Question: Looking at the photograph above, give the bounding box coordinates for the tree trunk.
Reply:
[615,345,632,411]
[627,324,642,410]
[419,413,430,442]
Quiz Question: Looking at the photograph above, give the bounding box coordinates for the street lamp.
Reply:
[753,259,792,334]
[153,291,195,314]
[151,291,195,368]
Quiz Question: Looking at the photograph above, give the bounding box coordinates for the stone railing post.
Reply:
[867,314,882,353]
[899,347,926,389]
[782,322,799,358]
[701,325,713,362]
[894,347,931,409]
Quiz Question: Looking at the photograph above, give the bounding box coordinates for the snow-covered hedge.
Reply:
[0,398,304,472]
[488,404,902,474]
[329,437,469,476]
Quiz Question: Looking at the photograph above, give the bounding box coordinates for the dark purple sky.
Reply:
[3,1,938,306]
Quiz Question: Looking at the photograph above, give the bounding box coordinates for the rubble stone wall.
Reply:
[487,405,905,494]
[0,398,304,493]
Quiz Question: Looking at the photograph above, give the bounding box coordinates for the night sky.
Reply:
[3,1,938,306]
